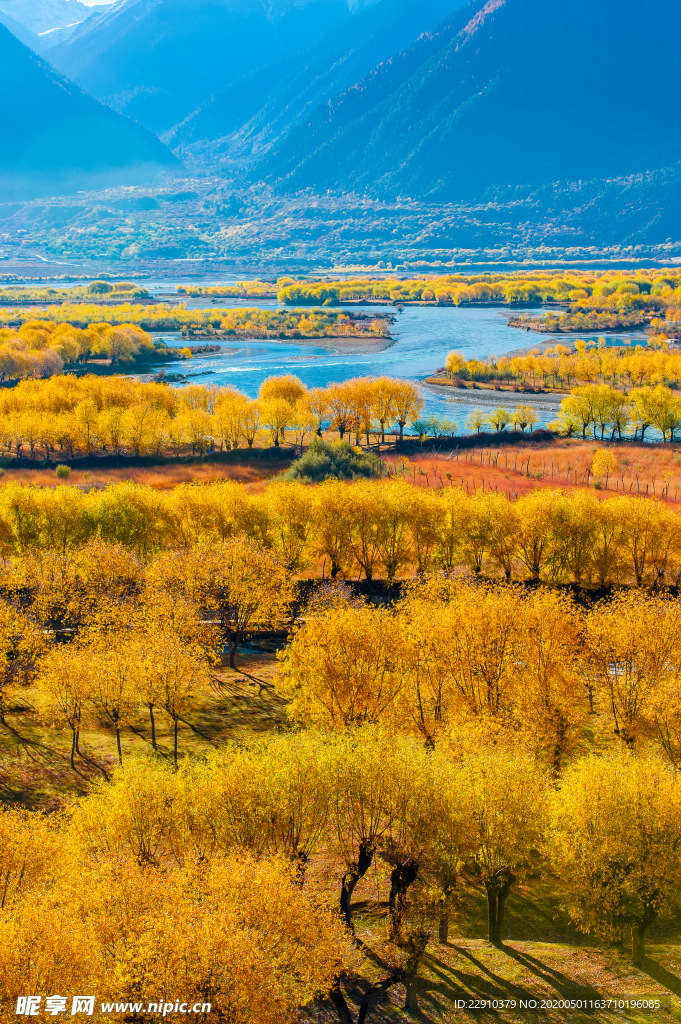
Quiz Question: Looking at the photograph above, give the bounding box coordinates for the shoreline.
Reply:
[245,334,396,354]
[420,380,566,413]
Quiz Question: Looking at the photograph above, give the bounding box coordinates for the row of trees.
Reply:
[445,338,681,392]
[0,280,150,304]
[464,404,538,434]
[0,373,423,457]
[1,478,680,586]
[278,583,681,769]
[277,269,681,308]
[551,383,681,441]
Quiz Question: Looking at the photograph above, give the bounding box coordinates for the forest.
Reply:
[3,373,681,1021]
[3,487,681,1019]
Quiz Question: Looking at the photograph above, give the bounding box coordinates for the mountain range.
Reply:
[0,0,106,52]
[165,0,466,166]
[254,0,681,202]
[2,0,680,247]
[47,0,382,134]
[0,23,176,201]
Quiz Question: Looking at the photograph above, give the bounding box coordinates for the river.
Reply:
[139,283,647,429]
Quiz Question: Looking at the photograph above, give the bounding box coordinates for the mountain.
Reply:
[0,5,41,45]
[48,0,375,134]
[0,0,107,53]
[0,23,178,201]
[167,0,467,165]
[255,0,681,203]
[0,0,103,35]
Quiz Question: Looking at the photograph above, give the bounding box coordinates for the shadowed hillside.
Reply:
[255,0,681,202]
[0,23,178,201]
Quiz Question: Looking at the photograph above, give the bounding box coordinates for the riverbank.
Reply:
[420,380,565,416]
[423,373,569,397]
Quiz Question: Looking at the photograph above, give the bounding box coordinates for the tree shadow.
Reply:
[501,944,601,1002]
[640,956,681,999]
[442,946,536,1001]
[178,715,218,746]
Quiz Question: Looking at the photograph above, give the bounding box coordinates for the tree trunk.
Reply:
[340,841,374,932]
[70,727,77,769]
[631,906,656,966]
[438,913,449,944]
[115,724,123,765]
[149,704,156,750]
[173,717,179,766]
[388,857,419,943]
[330,970,404,1024]
[358,971,404,1024]
[329,981,353,1024]
[229,639,238,670]
[632,921,646,966]
[485,867,515,947]
[403,931,429,1013]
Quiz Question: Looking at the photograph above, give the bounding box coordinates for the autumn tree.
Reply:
[550,753,681,965]
[392,381,424,444]
[149,538,295,670]
[141,633,210,764]
[584,591,681,747]
[458,745,547,946]
[276,605,404,729]
[35,645,94,767]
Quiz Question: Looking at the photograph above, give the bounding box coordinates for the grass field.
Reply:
[4,437,681,502]
[385,440,681,503]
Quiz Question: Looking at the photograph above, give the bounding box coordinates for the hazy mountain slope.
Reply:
[1,0,105,33]
[0,5,41,45]
[0,23,177,201]
[168,0,466,162]
[256,0,681,202]
[49,0,366,134]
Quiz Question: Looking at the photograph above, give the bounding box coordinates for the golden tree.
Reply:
[0,599,42,724]
[550,753,681,965]
[35,645,94,767]
[141,633,210,764]
[265,481,316,572]
[276,605,404,729]
[584,591,680,747]
[458,744,547,946]
[150,538,295,669]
